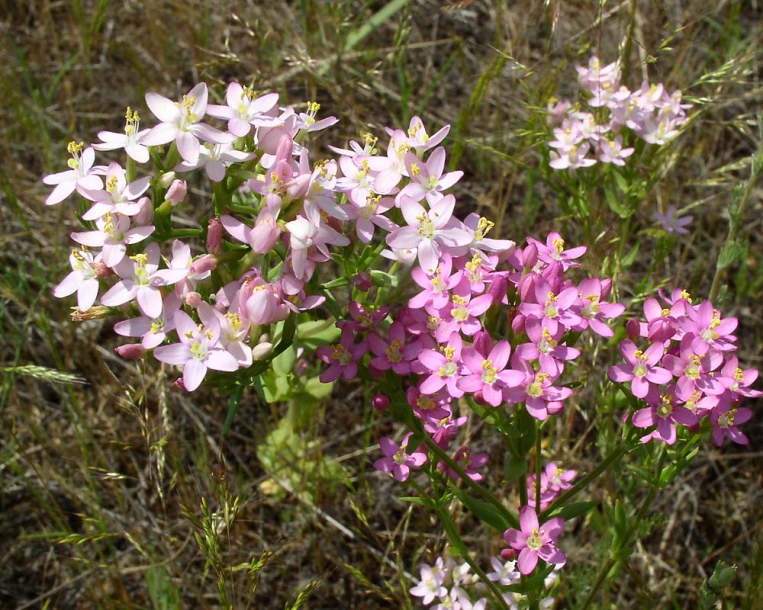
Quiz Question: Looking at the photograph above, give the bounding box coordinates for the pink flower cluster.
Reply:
[410,549,557,609]
[349,229,624,483]
[547,56,691,169]
[527,462,576,511]
[609,290,760,446]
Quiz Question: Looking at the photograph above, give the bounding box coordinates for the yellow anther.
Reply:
[410,162,421,177]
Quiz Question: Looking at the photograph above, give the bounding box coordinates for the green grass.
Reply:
[1,0,762,607]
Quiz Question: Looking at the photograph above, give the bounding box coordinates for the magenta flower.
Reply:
[418,332,465,398]
[153,311,240,391]
[439,446,489,482]
[632,389,699,445]
[367,322,421,376]
[608,340,672,398]
[373,433,427,482]
[316,327,367,383]
[457,339,524,407]
[503,506,566,575]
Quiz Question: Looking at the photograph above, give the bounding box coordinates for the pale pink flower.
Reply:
[142,83,233,164]
[93,107,150,163]
[43,143,103,205]
[153,310,239,391]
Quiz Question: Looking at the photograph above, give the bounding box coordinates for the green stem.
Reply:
[580,449,666,609]
[709,148,761,302]
[540,435,629,521]
[422,435,518,529]
[435,505,511,610]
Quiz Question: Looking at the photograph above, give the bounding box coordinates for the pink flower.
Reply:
[503,506,566,575]
[93,107,150,163]
[100,242,189,318]
[386,195,472,273]
[43,143,103,205]
[316,327,367,383]
[654,204,693,235]
[142,83,233,164]
[53,248,107,312]
[608,340,672,398]
[373,433,427,482]
[457,339,524,407]
[397,148,463,205]
[153,311,239,391]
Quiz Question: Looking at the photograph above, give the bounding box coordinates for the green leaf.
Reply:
[504,457,528,483]
[717,238,748,270]
[452,488,516,532]
[296,319,340,349]
[547,500,598,521]
[272,345,296,377]
[708,560,737,590]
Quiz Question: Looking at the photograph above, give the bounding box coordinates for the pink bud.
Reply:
[372,394,390,411]
[294,359,309,376]
[115,344,146,360]
[487,274,508,305]
[165,179,187,206]
[184,291,202,308]
[190,254,218,275]
[500,548,517,561]
[207,218,223,254]
[626,318,641,341]
[522,243,539,269]
[93,262,113,279]
[511,312,526,335]
[351,272,373,292]
[133,196,154,224]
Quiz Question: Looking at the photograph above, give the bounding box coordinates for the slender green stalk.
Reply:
[436,505,511,610]
[709,146,761,302]
[580,450,666,609]
[422,435,518,529]
[540,435,629,521]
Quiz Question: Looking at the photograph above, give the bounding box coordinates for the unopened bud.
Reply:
[164,179,187,205]
[207,218,223,254]
[184,291,202,308]
[133,196,154,225]
[372,394,390,411]
[190,254,218,275]
[522,243,539,269]
[158,171,177,188]
[115,344,146,360]
[351,271,373,292]
[625,317,642,341]
[252,342,273,360]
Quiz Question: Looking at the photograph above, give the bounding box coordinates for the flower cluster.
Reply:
[410,549,557,609]
[547,56,691,169]
[610,290,761,445]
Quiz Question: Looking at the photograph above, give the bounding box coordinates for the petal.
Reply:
[183,359,207,391]
[145,92,181,123]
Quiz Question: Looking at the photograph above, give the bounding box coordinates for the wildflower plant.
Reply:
[46,57,759,608]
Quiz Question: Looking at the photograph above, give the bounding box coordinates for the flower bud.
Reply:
[164,179,187,205]
[190,254,218,275]
[184,291,202,308]
[133,196,154,225]
[625,317,642,341]
[206,218,223,254]
[372,394,390,411]
[252,342,273,361]
[351,272,373,292]
[115,344,146,360]
[522,243,539,269]
[158,171,177,188]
